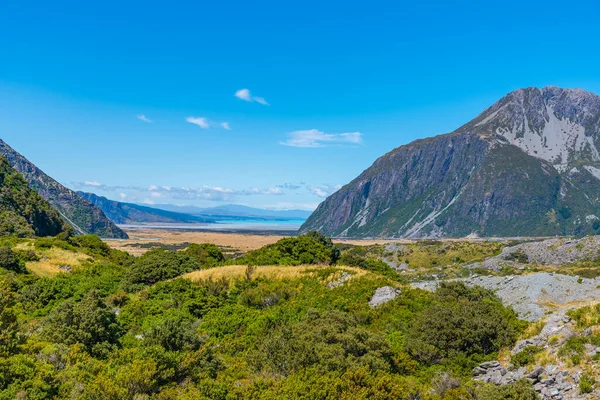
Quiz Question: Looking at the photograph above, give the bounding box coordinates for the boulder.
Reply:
[368,286,401,308]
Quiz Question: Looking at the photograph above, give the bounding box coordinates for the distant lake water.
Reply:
[119,218,306,232]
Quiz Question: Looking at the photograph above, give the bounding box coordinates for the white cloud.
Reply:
[186,116,210,129]
[267,202,320,211]
[234,88,269,105]
[84,181,102,187]
[234,88,252,101]
[280,129,363,148]
[263,187,284,195]
[187,117,232,130]
[136,114,153,123]
[119,193,127,200]
[307,184,342,198]
[310,187,329,197]
[253,97,268,105]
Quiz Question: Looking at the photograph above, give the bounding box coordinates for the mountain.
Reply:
[0,140,128,239]
[301,86,600,238]
[153,204,312,220]
[0,156,66,237]
[78,192,215,224]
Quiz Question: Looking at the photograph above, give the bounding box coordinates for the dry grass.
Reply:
[25,247,91,277]
[106,228,424,256]
[107,229,287,255]
[184,264,367,282]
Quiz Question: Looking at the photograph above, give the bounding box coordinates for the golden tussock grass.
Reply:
[26,247,91,277]
[108,228,415,256]
[183,264,367,282]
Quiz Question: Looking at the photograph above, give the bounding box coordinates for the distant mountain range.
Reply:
[302,87,600,238]
[153,204,312,220]
[78,192,215,224]
[0,140,127,238]
[76,194,310,225]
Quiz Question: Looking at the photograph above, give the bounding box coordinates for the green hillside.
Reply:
[0,156,65,237]
[0,232,540,399]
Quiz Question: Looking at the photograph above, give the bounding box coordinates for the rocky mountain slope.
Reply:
[78,192,214,224]
[0,140,127,238]
[0,156,66,237]
[301,86,600,238]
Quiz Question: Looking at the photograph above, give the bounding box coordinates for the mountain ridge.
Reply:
[0,140,128,238]
[301,86,600,238]
[77,192,215,224]
[0,156,66,237]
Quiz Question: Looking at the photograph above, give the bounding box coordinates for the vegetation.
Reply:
[183,243,225,267]
[0,230,541,399]
[233,232,339,266]
[0,157,66,237]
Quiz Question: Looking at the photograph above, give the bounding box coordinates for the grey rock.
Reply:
[368,286,401,308]
[327,271,352,289]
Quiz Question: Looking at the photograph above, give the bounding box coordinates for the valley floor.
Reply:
[106,228,405,256]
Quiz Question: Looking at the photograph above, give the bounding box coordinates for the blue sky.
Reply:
[1,0,599,210]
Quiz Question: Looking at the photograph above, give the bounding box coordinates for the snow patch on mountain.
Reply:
[584,165,600,180]
[495,104,599,169]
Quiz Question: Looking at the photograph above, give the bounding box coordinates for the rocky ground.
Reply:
[466,237,600,271]
[413,273,600,322]
[408,236,600,399]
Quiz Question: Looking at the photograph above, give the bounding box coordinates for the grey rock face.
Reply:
[368,286,401,308]
[467,237,600,271]
[413,271,600,322]
[301,87,600,238]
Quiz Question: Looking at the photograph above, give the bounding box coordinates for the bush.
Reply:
[338,252,402,281]
[579,373,595,394]
[72,234,112,256]
[511,346,542,367]
[182,243,224,267]
[236,234,337,266]
[0,278,19,357]
[144,315,202,352]
[41,290,123,357]
[405,282,523,366]
[505,249,529,263]
[0,245,25,273]
[122,249,200,292]
[475,379,539,399]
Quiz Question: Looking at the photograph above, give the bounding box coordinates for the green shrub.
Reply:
[505,249,529,263]
[72,234,112,256]
[405,282,523,366]
[475,379,539,399]
[122,249,200,292]
[182,243,225,267]
[580,373,595,394]
[511,346,542,367]
[0,245,25,274]
[41,290,123,357]
[236,234,337,266]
